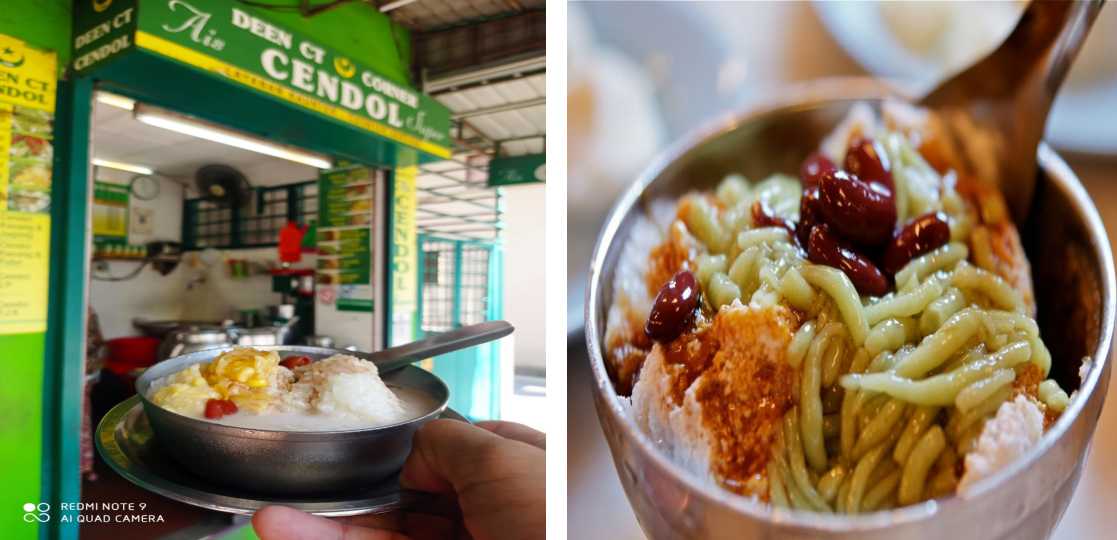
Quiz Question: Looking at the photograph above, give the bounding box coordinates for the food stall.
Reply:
[1,1,510,537]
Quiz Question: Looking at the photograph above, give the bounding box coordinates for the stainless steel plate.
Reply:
[96,395,467,517]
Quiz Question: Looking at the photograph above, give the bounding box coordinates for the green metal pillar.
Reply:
[41,76,94,540]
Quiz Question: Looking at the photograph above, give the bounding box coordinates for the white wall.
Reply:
[88,170,294,338]
[178,247,286,323]
[500,183,546,373]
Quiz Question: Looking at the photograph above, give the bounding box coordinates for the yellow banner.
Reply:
[135,31,452,160]
[0,34,57,112]
[391,160,419,346]
[0,103,10,207]
[393,163,419,312]
[0,211,50,334]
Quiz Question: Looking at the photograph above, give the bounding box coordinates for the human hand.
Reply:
[252,419,545,540]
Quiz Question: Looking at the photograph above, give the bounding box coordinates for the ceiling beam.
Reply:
[418,226,501,236]
[451,96,545,120]
[424,55,545,94]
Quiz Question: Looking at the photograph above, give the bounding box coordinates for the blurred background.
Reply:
[566,2,1117,539]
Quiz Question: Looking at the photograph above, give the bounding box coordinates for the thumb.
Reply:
[252,505,408,540]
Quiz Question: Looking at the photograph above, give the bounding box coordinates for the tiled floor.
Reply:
[503,374,549,433]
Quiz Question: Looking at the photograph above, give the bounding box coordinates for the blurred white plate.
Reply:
[814,1,1117,155]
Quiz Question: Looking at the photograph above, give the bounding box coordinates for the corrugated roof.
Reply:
[415,152,503,240]
[389,0,544,240]
[436,72,545,156]
[414,70,544,240]
[386,0,545,31]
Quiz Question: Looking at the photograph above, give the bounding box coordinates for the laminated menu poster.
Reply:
[92,181,130,241]
[0,33,55,335]
[317,167,375,311]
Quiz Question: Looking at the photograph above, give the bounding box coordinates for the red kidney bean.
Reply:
[796,187,822,248]
[645,270,700,343]
[817,169,897,247]
[881,212,951,275]
[751,200,796,237]
[807,224,889,296]
[800,152,837,191]
[844,137,893,190]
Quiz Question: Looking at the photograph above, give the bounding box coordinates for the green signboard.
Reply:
[488,153,545,186]
[72,0,452,159]
[318,167,374,228]
[337,298,373,312]
[72,0,138,72]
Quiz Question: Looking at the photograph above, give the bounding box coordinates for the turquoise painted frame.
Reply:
[42,77,94,540]
[384,168,398,346]
[415,234,504,420]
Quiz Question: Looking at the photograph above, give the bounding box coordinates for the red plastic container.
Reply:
[104,337,160,376]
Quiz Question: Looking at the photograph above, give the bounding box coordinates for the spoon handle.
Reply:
[369,320,514,374]
[919,0,1104,223]
[922,0,1104,107]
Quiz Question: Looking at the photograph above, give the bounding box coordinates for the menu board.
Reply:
[0,34,55,334]
[317,167,375,311]
[0,211,50,333]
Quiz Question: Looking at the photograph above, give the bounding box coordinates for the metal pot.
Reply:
[296,275,315,296]
[156,325,234,361]
[232,323,294,347]
[134,319,222,339]
[304,335,336,348]
[134,345,448,495]
[268,304,296,321]
[584,80,1115,540]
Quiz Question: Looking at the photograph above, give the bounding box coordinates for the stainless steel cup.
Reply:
[585,80,1115,540]
[135,345,449,496]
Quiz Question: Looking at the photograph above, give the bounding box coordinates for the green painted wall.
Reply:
[0,1,412,84]
[0,0,72,75]
[0,334,46,536]
[255,2,413,86]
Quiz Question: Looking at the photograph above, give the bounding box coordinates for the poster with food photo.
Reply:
[8,107,54,213]
[0,32,55,214]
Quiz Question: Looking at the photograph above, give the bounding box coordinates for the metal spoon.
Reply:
[370,320,514,374]
[919,0,1105,223]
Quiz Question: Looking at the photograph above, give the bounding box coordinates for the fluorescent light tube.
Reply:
[95,91,136,111]
[380,0,417,12]
[92,158,155,175]
[133,105,334,170]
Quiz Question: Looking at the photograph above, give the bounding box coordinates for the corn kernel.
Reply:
[247,377,268,388]
[236,367,255,382]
